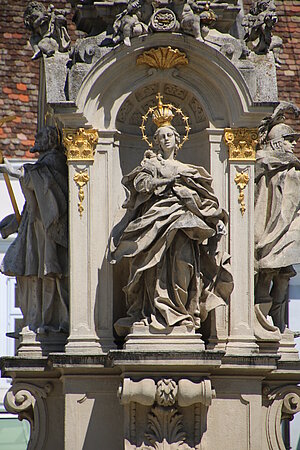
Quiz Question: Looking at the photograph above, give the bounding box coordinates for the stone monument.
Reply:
[0,1,300,449]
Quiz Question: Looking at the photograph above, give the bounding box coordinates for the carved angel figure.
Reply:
[242,0,282,63]
[24,1,71,59]
[112,0,151,46]
[255,103,300,332]
[109,95,233,336]
[0,126,69,334]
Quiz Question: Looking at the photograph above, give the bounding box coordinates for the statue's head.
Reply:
[250,0,275,15]
[267,123,299,154]
[30,126,60,154]
[24,2,47,30]
[153,125,181,157]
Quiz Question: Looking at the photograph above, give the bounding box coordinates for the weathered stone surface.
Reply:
[24,2,71,60]
[109,98,233,340]
[255,103,300,340]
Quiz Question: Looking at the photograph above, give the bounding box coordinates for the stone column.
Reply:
[224,128,259,354]
[63,128,102,354]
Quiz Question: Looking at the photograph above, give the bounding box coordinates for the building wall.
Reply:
[0,0,81,158]
[243,0,300,156]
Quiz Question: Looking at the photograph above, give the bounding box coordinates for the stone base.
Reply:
[253,305,281,354]
[17,327,67,357]
[124,323,205,351]
[278,328,299,361]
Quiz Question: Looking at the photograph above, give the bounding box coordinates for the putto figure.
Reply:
[242,0,282,63]
[255,103,300,332]
[109,94,233,336]
[0,126,69,335]
[24,1,71,59]
[112,0,215,46]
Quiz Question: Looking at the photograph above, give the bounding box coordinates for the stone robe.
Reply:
[255,149,300,272]
[1,150,69,332]
[109,153,233,335]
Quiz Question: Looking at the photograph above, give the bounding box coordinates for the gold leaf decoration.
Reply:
[73,170,90,218]
[137,47,188,69]
[234,171,250,216]
[63,128,98,162]
[224,128,258,161]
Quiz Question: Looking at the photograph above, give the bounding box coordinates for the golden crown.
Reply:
[152,93,174,128]
[140,93,191,150]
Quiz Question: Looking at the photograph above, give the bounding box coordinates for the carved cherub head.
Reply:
[24,2,48,32]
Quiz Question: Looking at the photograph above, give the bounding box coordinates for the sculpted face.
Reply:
[30,128,50,154]
[156,126,176,157]
[282,136,297,154]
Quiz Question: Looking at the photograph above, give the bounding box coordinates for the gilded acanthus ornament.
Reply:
[224,128,258,161]
[136,47,188,70]
[63,128,98,161]
[234,171,250,216]
[73,170,90,218]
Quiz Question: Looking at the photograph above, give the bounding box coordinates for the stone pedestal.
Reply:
[124,324,205,351]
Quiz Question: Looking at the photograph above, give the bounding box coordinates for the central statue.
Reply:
[109,94,233,337]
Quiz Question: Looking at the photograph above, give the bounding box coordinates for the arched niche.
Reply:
[69,33,270,346]
[76,33,257,133]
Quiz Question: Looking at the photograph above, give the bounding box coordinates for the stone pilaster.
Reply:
[224,128,259,354]
[63,128,103,354]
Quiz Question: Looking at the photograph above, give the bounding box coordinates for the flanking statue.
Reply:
[24,1,71,59]
[0,126,69,335]
[109,94,233,337]
[242,0,282,64]
[255,103,300,333]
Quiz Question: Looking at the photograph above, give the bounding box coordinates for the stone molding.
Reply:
[4,382,52,450]
[119,378,215,408]
[264,384,300,450]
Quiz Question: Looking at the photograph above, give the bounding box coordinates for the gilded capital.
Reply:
[63,128,98,162]
[224,128,258,161]
[136,47,188,70]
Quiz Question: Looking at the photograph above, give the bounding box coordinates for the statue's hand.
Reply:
[152,175,180,188]
[216,220,226,237]
[0,158,23,179]
[0,214,19,239]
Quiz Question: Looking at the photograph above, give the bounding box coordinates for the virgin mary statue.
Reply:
[109,94,233,336]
